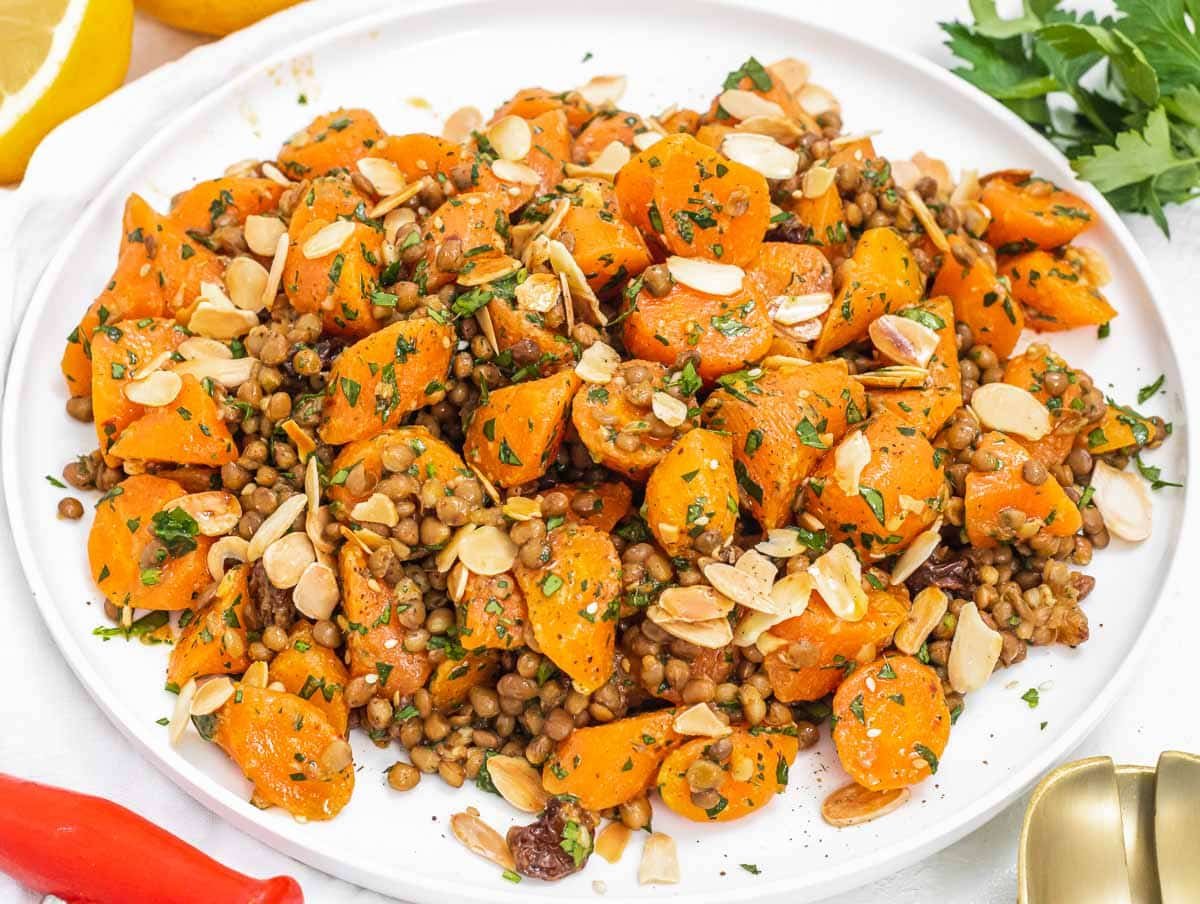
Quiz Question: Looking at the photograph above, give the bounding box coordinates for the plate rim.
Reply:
[3,1,1195,901]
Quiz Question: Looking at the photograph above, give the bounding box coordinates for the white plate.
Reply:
[2,2,1192,901]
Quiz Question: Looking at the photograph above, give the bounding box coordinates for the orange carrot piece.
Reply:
[277,108,385,179]
[457,571,527,652]
[658,728,799,822]
[645,429,738,557]
[168,177,285,234]
[982,172,1096,252]
[108,375,237,466]
[931,235,1023,359]
[166,565,250,688]
[268,636,352,736]
[868,296,962,437]
[1004,248,1116,331]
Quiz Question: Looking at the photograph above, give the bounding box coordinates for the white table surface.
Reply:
[0,2,1196,901]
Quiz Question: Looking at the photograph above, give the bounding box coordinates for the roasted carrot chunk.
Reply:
[559,204,651,296]
[1086,404,1156,454]
[550,481,634,532]
[784,180,848,262]
[108,375,237,466]
[428,651,500,710]
[868,297,962,437]
[645,429,738,557]
[572,111,646,162]
[981,172,1095,251]
[168,177,284,234]
[377,133,466,184]
[491,87,596,131]
[277,108,385,179]
[327,426,467,510]
[167,565,250,688]
[931,235,1023,359]
[419,191,509,292]
[268,632,352,736]
[457,571,527,652]
[832,655,950,791]
[470,109,571,212]
[1004,248,1116,331]
[658,728,799,822]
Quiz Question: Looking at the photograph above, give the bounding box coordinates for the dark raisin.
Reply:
[507,797,596,881]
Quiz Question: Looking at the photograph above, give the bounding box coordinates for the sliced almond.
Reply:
[869,314,940,369]
[548,239,605,325]
[969,383,1051,440]
[490,159,540,185]
[383,207,417,245]
[574,340,621,383]
[822,783,910,827]
[450,812,515,871]
[435,523,477,573]
[457,254,522,287]
[124,369,182,407]
[948,601,1003,694]
[457,524,518,576]
[447,561,470,604]
[244,215,287,257]
[796,82,839,115]
[632,131,663,152]
[734,549,777,589]
[833,430,871,497]
[803,166,837,200]
[474,306,499,356]
[890,520,943,586]
[894,585,949,655]
[241,660,269,690]
[443,105,483,144]
[178,336,233,361]
[356,157,407,196]
[673,703,732,738]
[484,755,549,813]
[905,188,950,254]
[657,585,734,622]
[564,140,631,180]
[639,833,680,885]
[350,492,399,527]
[261,232,289,309]
[645,606,733,649]
[514,272,562,313]
[168,678,198,745]
[302,220,355,259]
[734,572,813,646]
[735,114,803,143]
[808,543,868,622]
[189,300,259,340]
[721,132,799,180]
[470,465,501,506]
[755,631,790,656]
[852,365,930,389]
[577,74,627,107]
[263,532,316,589]
[189,676,235,716]
[174,356,257,389]
[666,256,744,296]
[284,420,317,463]
[225,256,270,312]
[595,822,631,864]
[368,179,428,219]
[703,562,776,613]
[293,561,339,621]
[768,57,810,94]
[755,528,808,559]
[170,491,241,537]
[261,162,292,186]
[207,536,249,581]
[651,391,689,428]
[830,130,882,150]
[502,496,543,521]
[246,492,308,561]
[487,115,533,162]
[718,88,785,120]
[1089,460,1152,542]
[772,292,832,325]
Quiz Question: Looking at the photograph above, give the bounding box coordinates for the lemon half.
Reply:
[0,0,133,183]
[135,0,304,37]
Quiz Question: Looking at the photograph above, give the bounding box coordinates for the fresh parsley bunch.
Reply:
[942,0,1200,235]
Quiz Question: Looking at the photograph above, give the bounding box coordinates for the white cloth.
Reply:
[1,1,1197,901]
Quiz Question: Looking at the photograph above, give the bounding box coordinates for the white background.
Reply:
[0,2,1196,901]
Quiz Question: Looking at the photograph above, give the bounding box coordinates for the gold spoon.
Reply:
[1153,751,1200,903]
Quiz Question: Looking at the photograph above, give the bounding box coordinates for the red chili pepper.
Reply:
[0,773,303,904]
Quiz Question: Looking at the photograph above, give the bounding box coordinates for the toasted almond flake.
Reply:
[548,239,605,325]
[852,366,930,389]
[870,313,940,369]
[565,140,631,180]
[174,356,257,389]
[368,179,428,219]
[734,114,804,143]
[474,306,500,356]
[650,391,689,428]
[225,256,270,313]
[718,88,785,120]
[951,168,982,206]
[755,631,790,656]
[129,350,174,382]
[450,812,515,871]
[457,525,518,576]
[383,207,417,245]
[1066,244,1110,286]
[904,189,950,254]
[596,822,631,864]
[769,571,814,617]
[969,383,1051,440]
[639,833,680,885]
[456,254,521,287]
[356,157,407,196]
[796,82,839,115]
[469,464,502,505]
[755,528,806,559]
[802,165,836,199]
[948,601,1003,694]
[657,585,734,622]
[513,272,561,314]
[281,421,316,465]
[890,519,943,586]
[577,74,627,106]
[484,755,549,813]
[435,523,477,573]
[168,678,198,745]
[124,369,182,407]
[263,532,316,589]
[830,130,882,149]
[762,354,812,369]
[247,492,308,561]
[734,549,777,589]
[350,492,399,527]
[178,337,233,361]
[169,491,241,537]
[443,105,483,143]
[703,562,776,613]
[293,561,339,621]
[823,783,910,827]
[721,132,800,180]
[242,660,269,689]
[632,131,663,151]
[768,57,810,94]
[262,162,292,186]
[244,215,287,257]
[301,219,355,259]
[645,606,734,649]
[502,496,543,521]
[894,585,949,655]
[259,231,288,309]
[1089,460,1152,542]
[487,115,533,161]
[190,677,235,716]
[491,159,540,185]
[447,562,469,604]
[339,525,386,553]
[189,300,260,340]
[833,430,872,497]
[575,340,621,383]
[771,292,832,325]
[809,543,868,621]
[673,703,732,738]
[666,256,744,296]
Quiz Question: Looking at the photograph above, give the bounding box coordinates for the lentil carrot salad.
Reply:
[55,55,1175,884]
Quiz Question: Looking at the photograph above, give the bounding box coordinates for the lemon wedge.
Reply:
[0,0,133,183]
[135,0,304,37]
